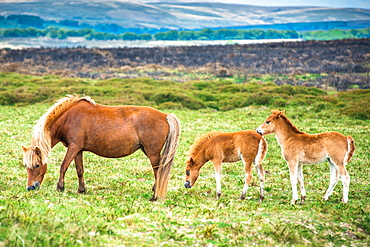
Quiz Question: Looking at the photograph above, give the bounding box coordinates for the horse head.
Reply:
[256,109,285,136]
[22,146,47,191]
[184,158,200,189]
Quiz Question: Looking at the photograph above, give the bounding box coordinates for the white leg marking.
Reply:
[323,161,339,201]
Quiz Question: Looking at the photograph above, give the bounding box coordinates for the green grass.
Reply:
[0,104,369,246]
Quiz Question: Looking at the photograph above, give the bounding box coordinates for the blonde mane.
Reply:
[26,95,95,168]
[188,131,224,158]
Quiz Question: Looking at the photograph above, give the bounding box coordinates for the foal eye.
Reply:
[35,164,40,168]
[186,170,190,176]
[266,121,271,124]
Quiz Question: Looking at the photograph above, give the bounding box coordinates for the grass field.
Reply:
[0,102,369,246]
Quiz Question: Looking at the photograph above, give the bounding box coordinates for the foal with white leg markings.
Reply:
[184,130,267,201]
[256,109,355,204]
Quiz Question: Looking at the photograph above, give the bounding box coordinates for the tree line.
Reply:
[1,14,370,41]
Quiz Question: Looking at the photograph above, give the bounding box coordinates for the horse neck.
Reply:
[275,117,302,144]
[191,150,209,169]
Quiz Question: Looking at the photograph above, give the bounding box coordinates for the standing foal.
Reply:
[256,109,355,204]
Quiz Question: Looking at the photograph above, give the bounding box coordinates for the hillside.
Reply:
[0,0,370,30]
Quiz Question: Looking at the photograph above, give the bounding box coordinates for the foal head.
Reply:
[184,158,201,189]
[256,109,285,136]
[22,146,47,191]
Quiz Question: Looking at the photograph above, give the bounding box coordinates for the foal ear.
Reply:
[21,146,28,153]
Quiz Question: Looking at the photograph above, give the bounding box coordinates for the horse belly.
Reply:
[83,128,140,158]
[299,150,327,165]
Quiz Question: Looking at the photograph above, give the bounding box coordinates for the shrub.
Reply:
[341,99,370,120]
[273,98,287,107]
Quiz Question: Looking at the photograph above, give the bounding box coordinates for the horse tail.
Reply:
[154,114,181,200]
[345,136,355,164]
[255,137,268,165]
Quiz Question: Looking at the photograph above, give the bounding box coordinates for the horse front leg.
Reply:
[297,163,306,204]
[287,160,299,204]
[74,151,86,193]
[57,145,81,192]
[211,159,222,199]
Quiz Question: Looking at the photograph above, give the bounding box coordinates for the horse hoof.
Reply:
[78,189,86,193]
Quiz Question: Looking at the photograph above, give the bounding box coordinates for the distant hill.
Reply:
[0,0,369,30]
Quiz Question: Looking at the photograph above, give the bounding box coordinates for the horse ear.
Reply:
[271,109,280,114]
[278,110,285,116]
[189,158,194,165]
[22,146,28,153]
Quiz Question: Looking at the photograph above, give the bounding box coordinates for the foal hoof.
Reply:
[149,196,157,202]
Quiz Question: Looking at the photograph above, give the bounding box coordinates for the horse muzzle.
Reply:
[184,181,192,188]
[27,181,40,191]
[256,128,263,136]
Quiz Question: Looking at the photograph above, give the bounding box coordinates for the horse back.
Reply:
[206,130,264,163]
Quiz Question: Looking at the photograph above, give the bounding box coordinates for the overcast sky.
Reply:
[202,0,370,9]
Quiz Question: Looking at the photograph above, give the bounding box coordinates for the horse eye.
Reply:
[186,170,190,176]
[35,164,40,168]
[266,121,271,124]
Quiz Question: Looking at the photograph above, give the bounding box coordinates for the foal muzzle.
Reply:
[184,181,192,188]
[27,181,40,191]
[256,128,263,136]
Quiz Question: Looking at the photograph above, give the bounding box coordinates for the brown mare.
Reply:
[256,109,355,204]
[22,95,180,201]
[184,130,268,201]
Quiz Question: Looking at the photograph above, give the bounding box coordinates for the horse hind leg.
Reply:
[240,156,253,200]
[254,163,265,202]
[147,154,160,201]
[323,160,339,201]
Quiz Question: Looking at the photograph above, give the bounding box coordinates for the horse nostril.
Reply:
[34,181,40,188]
[27,185,36,191]
[184,181,192,188]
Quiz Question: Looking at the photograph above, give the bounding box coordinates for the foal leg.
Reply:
[241,157,253,200]
[337,163,350,203]
[297,164,306,204]
[57,144,81,192]
[287,160,299,204]
[323,161,339,201]
[212,159,222,199]
[255,163,265,202]
[74,151,86,193]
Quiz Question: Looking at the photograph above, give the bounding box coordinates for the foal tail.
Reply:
[345,136,356,164]
[155,114,181,200]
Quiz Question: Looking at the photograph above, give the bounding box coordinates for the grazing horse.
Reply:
[22,95,180,201]
[184,130,267,201]
[256,109,355,204]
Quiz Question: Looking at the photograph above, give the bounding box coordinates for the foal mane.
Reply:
[27,95,95,168]
[188,131,224,158]
[279,114,305,134]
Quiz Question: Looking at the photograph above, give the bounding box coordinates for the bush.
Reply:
[341,100,370,120]
[273,98,287,107]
